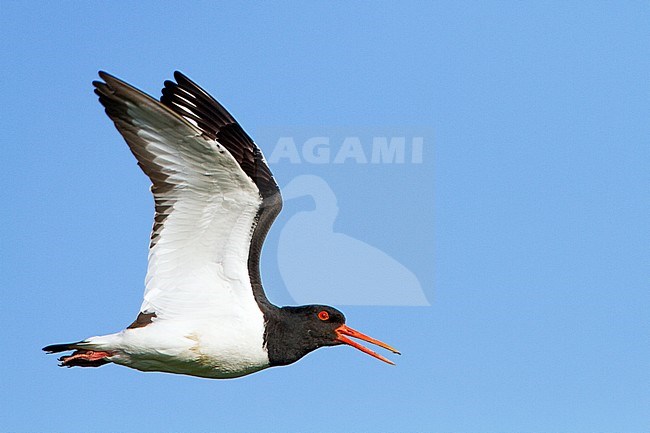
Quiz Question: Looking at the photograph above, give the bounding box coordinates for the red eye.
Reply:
[318,311,329,321]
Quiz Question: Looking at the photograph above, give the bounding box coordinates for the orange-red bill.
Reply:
[335,324,400,365]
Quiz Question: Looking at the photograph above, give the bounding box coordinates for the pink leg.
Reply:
[59,350,113,367]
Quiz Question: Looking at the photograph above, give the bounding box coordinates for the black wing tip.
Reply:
[97,70,185,88]
[173,70,190,83]
[97,70,119,84]
[92,80,109,93]
[170,71,214,100]
[94,71,146,97]
[93,73,119,97]
[93,71,112,92]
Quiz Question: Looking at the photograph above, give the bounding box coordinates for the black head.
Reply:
[264,304,399,367]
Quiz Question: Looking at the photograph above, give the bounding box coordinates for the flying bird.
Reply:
[43,71,399,378]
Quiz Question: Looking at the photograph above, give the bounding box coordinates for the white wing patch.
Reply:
[133,123,263,319]
[96,76,265,323]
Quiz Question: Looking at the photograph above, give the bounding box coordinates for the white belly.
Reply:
[102,318,270,379]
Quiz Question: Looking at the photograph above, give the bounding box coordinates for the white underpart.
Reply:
[83,82,270,378]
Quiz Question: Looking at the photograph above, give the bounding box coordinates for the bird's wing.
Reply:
[93,71,282,321]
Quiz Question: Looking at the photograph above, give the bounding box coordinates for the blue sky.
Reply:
[1,2,649,432]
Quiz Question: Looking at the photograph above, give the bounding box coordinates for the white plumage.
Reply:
[64,72,271,378]
[43,71,400,378]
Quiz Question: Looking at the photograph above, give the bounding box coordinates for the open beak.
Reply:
[335,324,401,365]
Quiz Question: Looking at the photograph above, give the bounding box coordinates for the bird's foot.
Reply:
[58,350,113,368]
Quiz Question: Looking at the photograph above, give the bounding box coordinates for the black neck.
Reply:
[262,307,321,366]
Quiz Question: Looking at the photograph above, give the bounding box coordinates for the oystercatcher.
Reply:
[43,72,399,378]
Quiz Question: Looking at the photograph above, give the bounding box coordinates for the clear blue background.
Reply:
[1,2,648,432]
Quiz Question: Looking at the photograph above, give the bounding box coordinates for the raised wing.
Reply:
[159,72,282,311]
[93,71,281,320]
